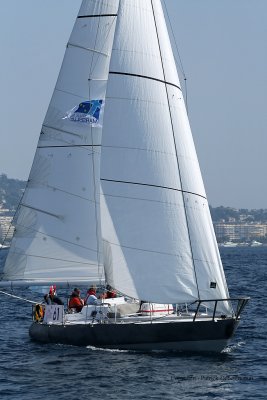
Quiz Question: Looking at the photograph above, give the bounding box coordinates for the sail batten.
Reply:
[37,145,101,149]
[77,14,118,19]
[67,43,110,57]
[109,71,182,91]
[101,178,207,200]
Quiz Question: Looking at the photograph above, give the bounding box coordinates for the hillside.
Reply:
[0,174,26,213]
[210,206,267,224]
[0,174,266,223]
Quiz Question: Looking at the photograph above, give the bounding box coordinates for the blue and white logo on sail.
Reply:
[63,100,104,126]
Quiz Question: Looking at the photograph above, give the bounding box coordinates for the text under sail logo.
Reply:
[63,100,104,126]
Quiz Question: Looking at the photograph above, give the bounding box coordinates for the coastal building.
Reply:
[0,215,14,243]
[214,223,267,242]
[0,207,14,244]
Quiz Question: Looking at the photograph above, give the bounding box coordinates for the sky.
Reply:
[0,0,266,209]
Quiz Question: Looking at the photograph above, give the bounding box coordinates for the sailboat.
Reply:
[0,0,248,352]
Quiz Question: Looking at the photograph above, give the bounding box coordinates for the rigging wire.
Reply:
[89,4,104,288]
[0,289,36,304]
[162,0,188,112]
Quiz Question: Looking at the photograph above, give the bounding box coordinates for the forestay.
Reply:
[2,0,120,285]
[100,0,231,313]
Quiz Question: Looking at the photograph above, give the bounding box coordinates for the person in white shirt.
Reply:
[84,285,98,305]
[87,294,98,305]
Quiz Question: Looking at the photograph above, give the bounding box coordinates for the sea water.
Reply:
[0,247,266,399]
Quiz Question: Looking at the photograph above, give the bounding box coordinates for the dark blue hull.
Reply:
[29,318,239,352]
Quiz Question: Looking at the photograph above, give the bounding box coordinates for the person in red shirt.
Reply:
[106,285,117,299]
[68,288,84,312]
[98,285,117,300]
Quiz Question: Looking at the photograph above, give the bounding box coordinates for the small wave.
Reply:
[86,345,130,353]
[222,341,246,353]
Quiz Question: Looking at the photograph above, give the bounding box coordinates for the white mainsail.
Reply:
[100,0,230,311]
[2,0,120,285]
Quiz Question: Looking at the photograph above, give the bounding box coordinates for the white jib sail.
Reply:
[2,0,120,285]
[100,0,231,313]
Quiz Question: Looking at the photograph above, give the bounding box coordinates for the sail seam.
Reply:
[78,14,118,19]
[104,240,218,268]
[20,203,63,220]
[101,192,203,207]
[54,87,88,100]
[102,144,175,156]
[101,178,207,200]
[27,181,100,204]
[67,43,109,57]
[42,124,84,139]
[7,251,100,266]
[105,95,172,106]
[14,223,100,254]
[104,240,200,261]
[109,71,181,91]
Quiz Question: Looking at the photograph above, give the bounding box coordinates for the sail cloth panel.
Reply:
[2,0,120,284]
[101,0,230,307]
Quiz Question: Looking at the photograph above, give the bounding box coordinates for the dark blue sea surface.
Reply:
[0,247,266,399]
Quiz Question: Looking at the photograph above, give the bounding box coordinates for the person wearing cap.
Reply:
[49,285,56,296]
[45,285,64,305]
[68,288,84,312]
